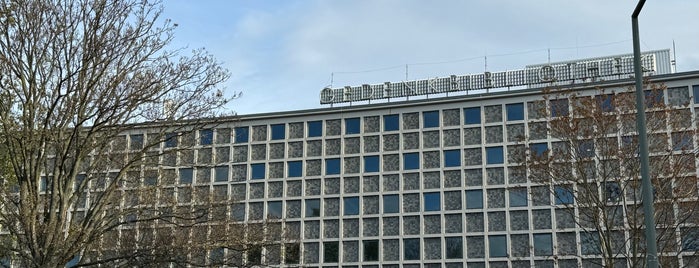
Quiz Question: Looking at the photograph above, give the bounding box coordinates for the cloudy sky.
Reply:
[162,0,699,115]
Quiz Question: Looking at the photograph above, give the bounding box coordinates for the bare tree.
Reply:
[518,82,699,267]
[0,0,287,267]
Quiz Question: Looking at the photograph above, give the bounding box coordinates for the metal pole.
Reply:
[632,1,658,267]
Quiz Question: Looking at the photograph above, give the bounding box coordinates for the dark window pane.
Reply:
[466,190,483,209]
[324,241,339,263]
[446,237,463,259]
[531,143,548,157]
[305,199,320,217]
[534,233,553,256]
[604,182,621,202]
[165,133,178,147]
[444,150,461,167]
[363,240,379,261]
[423,111,440,128]
[404,238,420,260]
[364,156,380,173]
[384,114,399,131]
[403,153,420,170]
[509,188,528,207]
[596,94,614,112]
[130,134,144,150]
[251,163,265,180]
[682,227,699,251]
[288,161,303,177]
[326,158,341,175]
[214,166,228,182]
[344,197,359,215]
[271,124,285,140]
[506,103,524,121]
[550,99,569,117]
[555,186,574,205]
[645,89,664,108]
[424,192,440,211]
[346,118,361,134]
[234,127,249,143]
[308,121,323,137]
[268,201,283,219]
[199,129,213,145]
[486,147,504,164]
[464,107,481,124]
[179,168,193,184]
[489,235,508,257]
[383,194,399,213]
[578,140,595,158]
[694,85,699,104]
[285,244,300,264]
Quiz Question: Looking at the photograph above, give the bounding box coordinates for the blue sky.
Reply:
[162,0,699,115]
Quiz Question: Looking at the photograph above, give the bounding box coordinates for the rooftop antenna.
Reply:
[672,39,677,72]
[547,48,551,63]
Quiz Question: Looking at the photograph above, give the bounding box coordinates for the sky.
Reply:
[161,0,699,115]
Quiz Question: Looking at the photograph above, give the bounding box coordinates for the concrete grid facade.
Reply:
[163,70,699,267]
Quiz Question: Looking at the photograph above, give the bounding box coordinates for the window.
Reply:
[550,99,569,117]
[423,111,440,128]
[234,127,249,143]
[694,85,699,104]
[345,118,360,134]
[165,133,178,148]
[344,197,360,215]
[404,238,420,260]
[363,240,379,261]
[268,201,283,219]
[672,132,693,151]
[271,124,285,140]
[214,166,228,182]
[285,243,300,264]
[489,235,508,257]
[530,143,548,157]
[577,140,595,158]
[506,103,524,121]
[604,182,621,202]
[288,161,303,177]
[364,155,380,173]
[326,158,341,175]
[384,114,399,131]
[555,186,574,205]
[305,199,320,217]
[596,94,614,112]
[251,163,265,179]
[682,227,699,251]
[645,89,664,108]
[199,129,213,145]
[179,168,193,184]
[444,150,461,167]
[466,190,483,209]
[534,233,553,256]
[464,107,481,124]
[424,192,440,211]
[232,203,245,221]
[509,188,528,207]
[383,195,399,213]
[324,241,339,263]
[403,153,420,170]
[486,147,504,164]
[130,134,144,150]
[308,121,323,137]
[446,237,463,259]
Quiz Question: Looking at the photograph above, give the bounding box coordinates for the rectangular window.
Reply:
[596,94,614,112]
[308,121,323,137]
[466,190,483,209]
[486,146,504,164]
[682,227,699,251]
[384,114,399,131]
[604,182,621,202]
[199,129,213,145]
[444,150,461,167]
[214,166,228,182]
[404,238,420,260]
[403,152,420,170]
[530,143,548,157]
[555,186,574,205]
[363,240,379,261]
[234,127,249,143]
[285,243,300,264]
[130,134,144,150]
[267,201,283,219]
[534,233,553,256]
[305,199,320,217]
[383,194,399,213]
[446,237,463,259]
[489,235,508,257]
[165,133,178,148]
[326,158,341,175]
[550,99,569,117]
[288,161,303,177]
[251,163,265,180]
[578,140,595,158]
[645,89,664,108]
[509,188,528,207]
[364,155,380,173]
[423,111,440,128]
[271,124,285,140]
[464,107,481,124]
[506,103,524,121]
[179,168,193,184]
[344,197,360,215]
[345,118,361,134]
[323,241,339,263]
[232,203,245,221]
[694,85,699,104]
[424,192,441,211]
